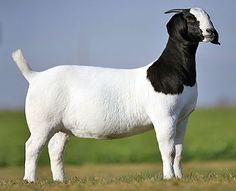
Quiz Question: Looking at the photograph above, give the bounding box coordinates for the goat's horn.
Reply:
[164,9,190,14]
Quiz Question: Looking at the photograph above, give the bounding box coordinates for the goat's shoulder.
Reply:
[147,60,185,95]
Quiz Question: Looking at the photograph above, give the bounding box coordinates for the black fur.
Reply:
[147,12,203,95]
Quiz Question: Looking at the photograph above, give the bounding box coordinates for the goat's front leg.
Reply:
[153,118,177,179]
[174,118,188,179]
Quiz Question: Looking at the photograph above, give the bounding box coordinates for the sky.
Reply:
[0,0,235,108]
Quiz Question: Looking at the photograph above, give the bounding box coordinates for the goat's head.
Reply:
[165,8,220,45]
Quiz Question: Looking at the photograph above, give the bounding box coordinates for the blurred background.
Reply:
[0,1,235,166]
[0,0,236,108]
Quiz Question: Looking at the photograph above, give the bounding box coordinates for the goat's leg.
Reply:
[173,118,188,178]
[153,118,176,180]
[24,132,50,182]
[48,132,69,182]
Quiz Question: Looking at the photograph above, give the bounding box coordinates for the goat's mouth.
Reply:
[203,34,215,42]
[204,34,214,39]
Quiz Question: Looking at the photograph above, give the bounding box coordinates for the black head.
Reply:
[165,8,220,45]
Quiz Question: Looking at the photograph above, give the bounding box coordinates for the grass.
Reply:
[0,108,236,190]
[0,108,236,166]
[0,162,236,191]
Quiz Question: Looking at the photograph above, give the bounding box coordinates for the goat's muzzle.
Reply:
[208,28,220,45]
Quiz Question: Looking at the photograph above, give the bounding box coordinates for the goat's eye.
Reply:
[185,15,195,23]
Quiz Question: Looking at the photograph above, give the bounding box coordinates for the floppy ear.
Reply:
[166,14,188,41]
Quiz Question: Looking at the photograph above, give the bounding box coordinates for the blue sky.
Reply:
[0,0,235,108]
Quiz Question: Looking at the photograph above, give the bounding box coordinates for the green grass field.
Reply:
[0,108,236,190]
[1,162,236,191]
[0,108,235,166]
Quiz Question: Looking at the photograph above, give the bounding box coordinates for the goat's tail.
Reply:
[12,49,36,82]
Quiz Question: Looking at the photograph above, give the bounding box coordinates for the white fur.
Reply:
[12,49,197,182]
[190,8,215,42]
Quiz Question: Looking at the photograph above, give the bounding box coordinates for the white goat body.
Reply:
[13,50,196,140]
[11,7,219,182]
[12,49,197,181]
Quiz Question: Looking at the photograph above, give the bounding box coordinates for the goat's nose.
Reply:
[206,28,215,34]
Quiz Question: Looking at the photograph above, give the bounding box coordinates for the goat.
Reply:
[12,7,219,182]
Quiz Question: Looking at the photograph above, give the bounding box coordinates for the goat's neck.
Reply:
[146,38,198,94]
[157,38,198,86]
[159,38,198,70]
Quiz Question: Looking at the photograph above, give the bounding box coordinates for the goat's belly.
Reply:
[68,124,153,140]
[63,115,153,140]
[104,124,153,139]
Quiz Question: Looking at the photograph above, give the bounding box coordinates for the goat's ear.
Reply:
[166,14,188,40]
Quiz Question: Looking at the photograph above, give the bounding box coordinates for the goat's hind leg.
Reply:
[24,131,50,182]
[48,132,69,182]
